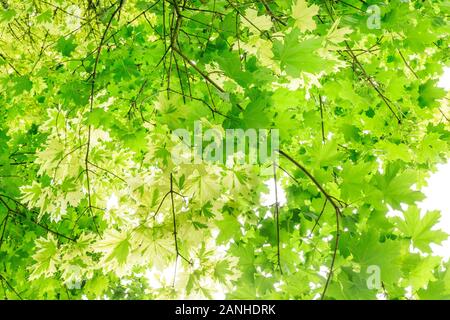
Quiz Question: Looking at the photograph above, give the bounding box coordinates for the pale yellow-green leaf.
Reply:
[291,0,319,32]
[242,9,273,34]
[29,234,60,280]
[326,18,353,44]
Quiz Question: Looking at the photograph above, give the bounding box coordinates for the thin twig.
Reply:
[318,94,325,142]
[272,162,283,274]
[397,49,419,79]
[277,150,341,299]
[171,46,225,93]
[170,173,191,287]
[0,274,22,300]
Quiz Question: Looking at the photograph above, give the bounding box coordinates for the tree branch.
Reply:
[170,173,191,287]
[0,274,22,300]
[277,149,341,299]
[272,162,283,274]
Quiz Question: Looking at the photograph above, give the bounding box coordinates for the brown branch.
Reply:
[277,150,342,215]
[277,149,341,299]
[321,210,340,300]
[0,214,9,252]
[277,164,299,184]
[0,52,21,75]
[272,162,283,274]
[344,47,402,123]
[0,195,76,242]
[166,88,229,118]
[309,199,328,237]
[0,274,22,300]
[87,160,127,183]
[318,94,325,142]
[53,143,86,181]
[85,0,124,235]
[171,46,225,93]
[170,173,191,287]
[397,49,419,79]
[260,0,286,26]
[225,0,268,37]
[439,108,450,122]
[336,0,364,12]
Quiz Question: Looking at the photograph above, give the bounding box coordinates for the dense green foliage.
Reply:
[0,0,449,300]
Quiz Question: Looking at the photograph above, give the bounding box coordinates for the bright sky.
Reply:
[420,67,450,259]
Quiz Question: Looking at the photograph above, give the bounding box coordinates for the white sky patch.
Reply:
[419,67,450,260]
[438,67,450,90]
[105,193,119,211]
[419,162,450,260]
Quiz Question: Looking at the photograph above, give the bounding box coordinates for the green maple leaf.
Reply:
[242,97,270,129]
[0,9,16,22]
[273,30,334,76]
[394,207,448,253]
[94,230,131,266]
[349,230,405,285]
[11,75,32,94]
[214,260,232,283]
[109,238,130,265]
[2,0,450,300]
[328,267,378,300]
[340,161,373,201]
[401,254,441,290]
[36,10,52,24]
[291,0,319,33]
[56,36,77,57]
[29,234,59,280]
[372,162,425,210]
[216,213,240,244]
[417,262,450,300]
[418,79,446,109]
[85,275,110,298]
[112,57,139,81]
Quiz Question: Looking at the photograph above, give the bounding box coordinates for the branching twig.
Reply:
[318,94,325,142]
[309,199,328,237]
[85,0,124,235]
[170,173,191,287]
[397,49,419,79]
[322,1,402,123]
[0,213,9,252]
[171,46,225,93]
[277,150,342,215]
[0,274,22,300]
[0,195,76,242]
[260,0,286,26]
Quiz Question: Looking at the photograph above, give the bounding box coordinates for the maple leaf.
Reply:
[326,18,353,44]
[29,235,60,280]
[273,30,334,76]
[394,207,448,253]
[348,230,406,285]
[242,8,272,33]
[94,230,131,267]
[372,162,425,210]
